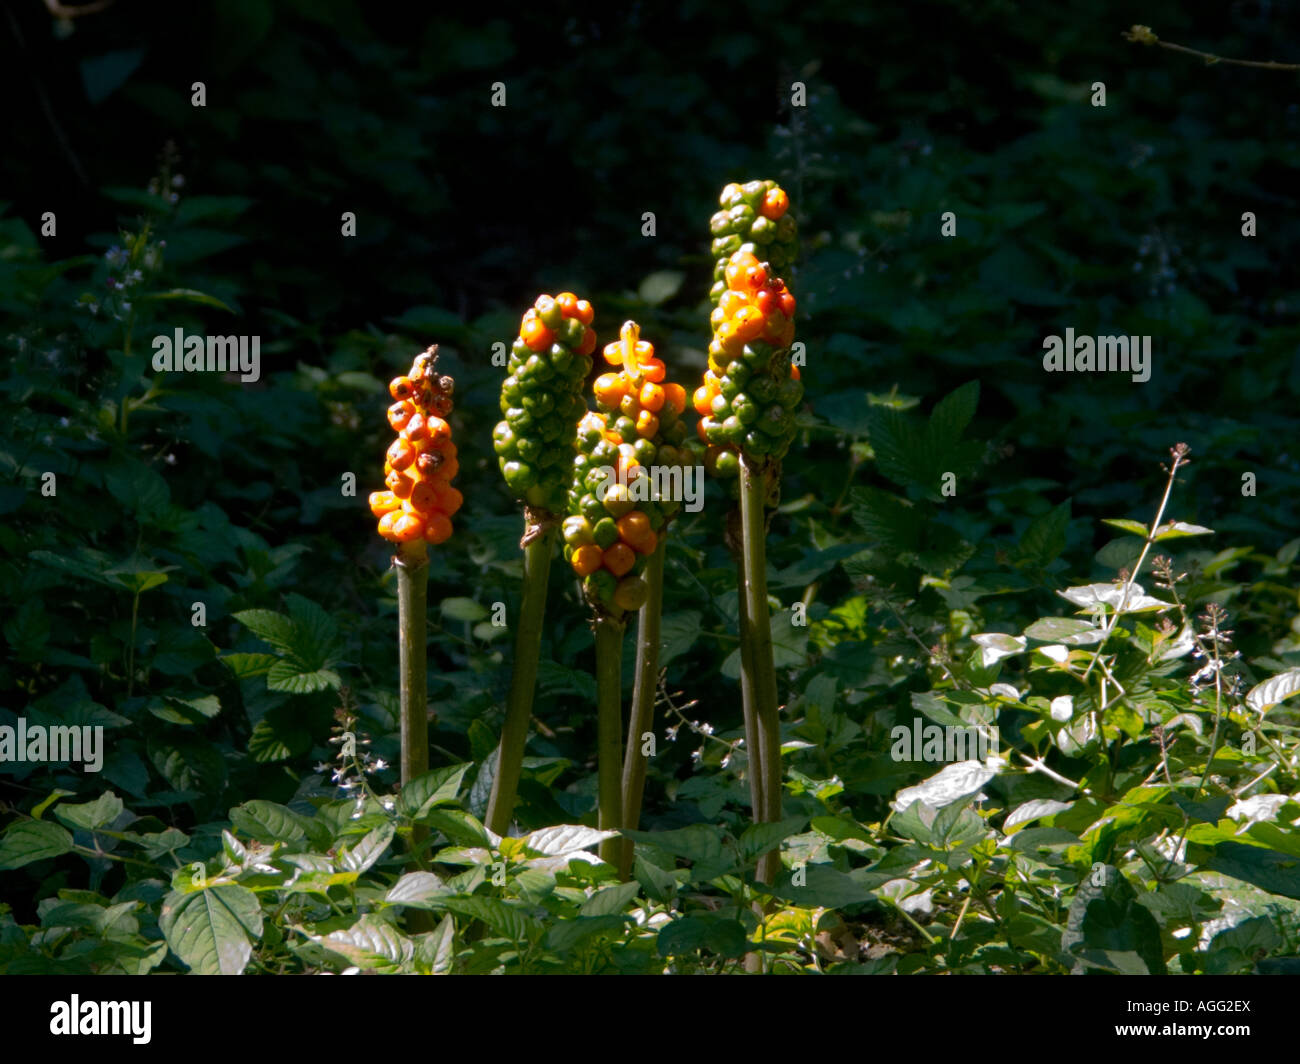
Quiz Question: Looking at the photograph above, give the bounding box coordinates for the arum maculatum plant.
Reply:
[699,180,801,886]
[368,345,462,854]
[485,293,597,836]
[562,321,690,873]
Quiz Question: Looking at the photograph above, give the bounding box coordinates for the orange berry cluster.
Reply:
[564,322,689,614]
[695,246,802,473]
[369,346,462,546]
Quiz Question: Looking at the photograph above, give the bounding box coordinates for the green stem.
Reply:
[738,454,783,886]
[735,563,766,824]
[620,539,665,879]
[594,613,626,869]
[485,522,557,836]
[396,542,429,865]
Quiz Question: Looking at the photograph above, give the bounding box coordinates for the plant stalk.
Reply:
[620,539,665,878]
[594,613,626,868]
[396,541,430,864]
[738,454,783,886]
[485,522,557,836]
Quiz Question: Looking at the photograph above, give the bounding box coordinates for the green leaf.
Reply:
[1023,617,1099,642]
[438,896,539,941]
[232,609,295,653]
[770,864,876,909]
[313,915,412,970]
[638,270,685,306]
[413,914,456,974]
[386,871,452,908]
[659,611,702,667]
[0,820,74,869]
[622,825,724,865]
[657,915,708,957]
[739,816,809,862]
[137,288,236,313]
[1061,867,1166,974]
[522,824,616,857]
[339,823,395,873]
[1017,500,1072,566]
[545,914,630,953]
[398,764,471,818]
[1245,669,1300,715]
[30,790,75,820]
[159,884,263,975]
[53,791,123,832]
[1152,521,1214,541]
[441,597,488,622]
[266,660,341,693]
[1203,842,1300,900]
[578,880,641,917]
[228,800,309,844]
[1101,518,1149,538]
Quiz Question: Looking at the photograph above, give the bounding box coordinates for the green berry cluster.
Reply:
[492,293,598,513]
[708,180,797,305]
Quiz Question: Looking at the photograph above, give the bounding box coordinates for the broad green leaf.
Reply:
[441,597,488,622]
[739,817,810,862]
[228,800,309,843]
[892,760,998,812]
[1153,521,1214,541]
[339,823,395,873]
[266,660,341,693]
[0,820,75,869]
[438,896,539,941]
[545,914,629,953]
[1245,669,1300,714]
[1203,842,1300,900]
[770,864,876,909]
[522,824,616,857]
[386,871,452,908]
[313,914,412,970]
[578,880,641,917]
[1017,500,1072,565]
[622,824,724,865]
[413,915,456,974]
[53,791,123,832]
[232,609,295,653]
[398,763,470,819]
[159,884,263,975]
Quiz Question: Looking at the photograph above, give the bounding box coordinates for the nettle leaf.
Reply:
[232,609,296,653]
[849,487,922,550]
[1062,867,1166,975]
[1017,499,1072,566]
[0,820,74,869]
[1245,669,1300,715]
[266,660,341,693]
[159,884,263,975]
[234,595,343,693]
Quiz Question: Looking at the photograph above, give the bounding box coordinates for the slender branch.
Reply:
[485,521,557,836]
[594,613,626,869]
[620,539,665,879]
[1123,25,1300,71]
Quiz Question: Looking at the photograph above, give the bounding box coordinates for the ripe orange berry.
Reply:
[387,437,417,471]
[435,483,463,516]
[616,511,652,546]
[603,543,636,577]
[641,358,666,383]
[639,382,665,413]
[423,415,452,444]
[555,292,579,318]
[390,376,418,401]
[663,382,686,415]
[733,306,764,342]
[377,511,400,540]
[717,320,743,353]
[521,315,553,353]
[778,291,796,319]
[404,412,430,442]
[391,512,426,542]
[572,543,604,576]
[725,251,760,290]
[693,385,714,416]
[408,481,439,513]
[594,373,625,407]
[386,469,414,498]
[574,299,594,325]
[632,529,658,555]
[636,411,659,439]
[760,187,789,219]
[577,327,597,356]
[790,363,801,381]
[719,290,748,316]
[744,263,768,291]
[388,400,416,431]
[369,490,402,517]
[424,513,453,545]
[439,455,460,481]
